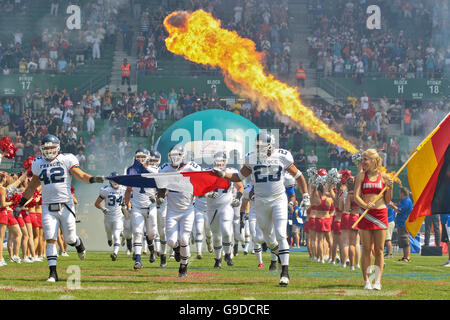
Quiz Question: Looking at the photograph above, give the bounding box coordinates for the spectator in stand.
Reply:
[307,149,318,168]
[140,110,154,137]
[388,137,399,166]
[157,92,167,120]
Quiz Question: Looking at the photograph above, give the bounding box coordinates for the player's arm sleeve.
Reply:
[282,150,294,170]
[285,186,295,197]
[65,153,80,170]
[31,158,40,176]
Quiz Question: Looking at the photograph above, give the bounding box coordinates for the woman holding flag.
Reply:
[354,149,393,290]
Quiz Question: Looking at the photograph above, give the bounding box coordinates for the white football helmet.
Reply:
[168,145,185,168]
[135,148,150,164]
[40,135,60,161]
[213,151,227,170]
[255,131,275,158]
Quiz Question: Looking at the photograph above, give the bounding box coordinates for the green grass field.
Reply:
[0,250,449,300]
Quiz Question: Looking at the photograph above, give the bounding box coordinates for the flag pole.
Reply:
[351,149,418,229]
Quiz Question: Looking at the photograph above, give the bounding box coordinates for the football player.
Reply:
[13,134,105,282]
[123,148,159,269]
[157,145,201,277]
[148,149,168,267]
[206,152,243,268]
[212,131,310,286]
[94,172,126,261]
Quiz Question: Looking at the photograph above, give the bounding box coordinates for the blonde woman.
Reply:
[354,149,393,290]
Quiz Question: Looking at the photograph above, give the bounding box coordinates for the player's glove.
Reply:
[156,196,165,207]
[231,198,241,207]
[300,193,311,211]
[288,201,294,212]
[89,176,105,183]
[149,195,156,203]
[249,189,255,201]
[102,207,110,215]
[211,168,225,178]
[207,191,219,199]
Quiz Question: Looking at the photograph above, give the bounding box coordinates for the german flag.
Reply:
[405,113,450,237]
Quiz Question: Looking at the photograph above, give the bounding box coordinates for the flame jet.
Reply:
[164,10,358,153]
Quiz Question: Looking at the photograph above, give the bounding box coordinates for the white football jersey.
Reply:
[31,153,79,205]
[206,167,237,208]
[159,161,201,213]
[243,148,294,199]
[99,185,126,217]
[129,165,158,209]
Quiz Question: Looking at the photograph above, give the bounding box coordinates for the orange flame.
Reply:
[163,10,358,154]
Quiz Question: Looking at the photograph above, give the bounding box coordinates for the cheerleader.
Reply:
[310,170,334,263]
[354,149,393,290]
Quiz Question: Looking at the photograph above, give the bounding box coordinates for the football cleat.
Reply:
[111,253,117,261]
[269,260,277,271]
[134,261,143,270]
[108,240,113,247]
[160,254,167,267]
[257,263,264,269]
[279,275,290,286]
[76,238,86,260]
[196,254,202,260]
[214,258,222,269]
[47,266,59,282]
[178,263,188,277]
[149,252,156,263]
[61,252,69,257]
[224,253,234,266]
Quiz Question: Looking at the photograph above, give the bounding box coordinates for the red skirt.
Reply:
[35,212,43,228]
[316,216,332,232]
[357,208,388,230]
[341,213,360,230]
[309,217,317,232]
[332,217,341,234]
[7,210,18,226]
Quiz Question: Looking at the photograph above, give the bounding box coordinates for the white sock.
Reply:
[46,243,57,267]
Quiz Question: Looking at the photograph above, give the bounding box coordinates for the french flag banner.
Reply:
[107,171,230,196]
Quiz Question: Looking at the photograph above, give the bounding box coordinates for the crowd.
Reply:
[306,0,450,80]
[132,0,294,80]
[1,80,448,174]
[0,0,120,75]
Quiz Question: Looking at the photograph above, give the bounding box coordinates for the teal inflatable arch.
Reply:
[154,109,260,168]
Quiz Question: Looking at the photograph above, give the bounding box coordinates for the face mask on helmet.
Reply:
[148,156,160,167]
[213,154,227,170]
[40,143,60,160]
[135,150,149,164]
[169,148,184,168]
